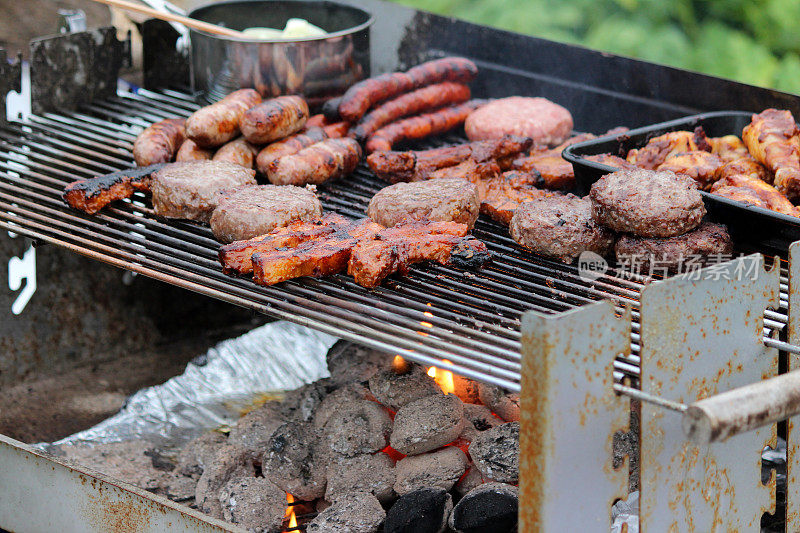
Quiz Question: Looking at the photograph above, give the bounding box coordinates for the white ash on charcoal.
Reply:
[313,382,373,432]
[262,421,327,500]
[459,403,504,442]
[384,488,453,533]
[325,451,396,503]
[448,482,518,533]
[326,340,392,385]
[394,446,468,496]
[195,444,260,519]
[451,374,482,404]
[478,382,520,422]
[468,422,520,484]
[218,476,287,533]
[163,473,198,503]
[369,363,442,411]
[306,491,386,533]
[454,464,491,497]
[322,399,393,457]
[279,379,335,423]
[175,431,227,479]
[227,401,287,453]
[390,393,465,455]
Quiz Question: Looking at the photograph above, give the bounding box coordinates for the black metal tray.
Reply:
[563,110,800,252]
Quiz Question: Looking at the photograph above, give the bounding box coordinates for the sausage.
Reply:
[175,139,213,162]
[266,138,362,186]
[212,137,260,169]
[352,82,471,142]
[256,127,329,175]
[240,95,309,144]
[306,114,328,128]
[338,57,478,122]
[323,121,350,139]
[185,89,262,148]
[365,99,487,153]
[322,96,343,121]
[132,118,185,166]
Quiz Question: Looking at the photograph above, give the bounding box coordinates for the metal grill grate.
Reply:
[0,88,794,392]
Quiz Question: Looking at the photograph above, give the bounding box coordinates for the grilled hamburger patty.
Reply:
[464,97,573,147]
[150,161,257,223]
[614,221,733,272]
[589,168,705,238]
[210,185,322,243]
[367,178,480,229]
[509,194,615,263]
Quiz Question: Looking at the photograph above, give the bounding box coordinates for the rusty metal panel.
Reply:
[520,301,631,532]
[639,254,779,531]
[787,242,800,530]
[0,433,242,533]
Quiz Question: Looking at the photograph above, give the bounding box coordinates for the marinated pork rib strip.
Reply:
[710,173,799,216]
[338,57,478,122]
[251,218,383,285]
[366,135,532,183]
[212,138,260,169]
[63,164,164,214]
[365,100,487,153]
[256,127,328,175]
[352,82,472,142]
[348,222,490,288]
[626,131,698,170]
[240,95,309,144]
[175,139,213,162]
[185,89,262,148]
[478,170,553,225]
[267,137,362,186]
[510,133,601,190]
[218,213,351,275]
[132,118,185,166]
[742,108,800,200]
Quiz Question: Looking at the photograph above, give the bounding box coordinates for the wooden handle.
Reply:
[682,368,800,444]
[91,0,246,37]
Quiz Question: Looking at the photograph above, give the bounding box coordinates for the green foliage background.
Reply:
[391,0,800,94]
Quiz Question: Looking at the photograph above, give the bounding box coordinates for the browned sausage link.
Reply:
[62,164,165,214]
[267,138,362,186]
[212,138,260,169]
[306,114,328,128]
[338,57,478,122]
[323,121,351,139]
[365,99,487,153]
[240,95,309,144]
[352,82,471,142]
[185,89,262,148]
[256,127,329,175]
[132,118,185,166]
[175,139,213,162]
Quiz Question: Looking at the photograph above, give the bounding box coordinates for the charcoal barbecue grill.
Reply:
[5,1,800,531]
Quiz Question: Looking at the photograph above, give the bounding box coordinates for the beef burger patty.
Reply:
[367,177,480,229]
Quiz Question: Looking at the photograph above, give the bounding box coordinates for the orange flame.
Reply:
[392,355,410,374]
[285,493,298,529]
[428,362,455,394]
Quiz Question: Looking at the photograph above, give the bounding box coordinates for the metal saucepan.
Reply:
[188,0,372,103]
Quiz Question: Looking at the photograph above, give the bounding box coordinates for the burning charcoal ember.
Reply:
[463,403,504,431]
[369,364,442,411]
[325,452,396,503]
[390,393,465,455]
[394,446,468,496]
[326,340,391,385]
[322,400,393,457]
[280,379,334,423]
[218,476,287,533]
[262,421,327,500]
[307,492,386,533]
[313,383,373,432]
[452,374,481,404]
[448,482,518,533]
[228,402,287,453]
[384,488,452,533]
[477,383,520,422]
[468,422,520,484]
[195,444,259,519]
[454,465,489,497]
[176,431,227,479]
